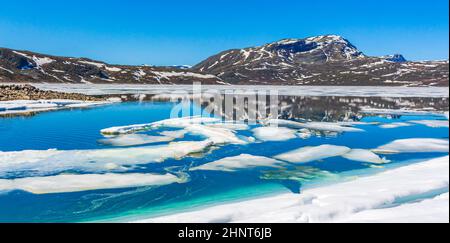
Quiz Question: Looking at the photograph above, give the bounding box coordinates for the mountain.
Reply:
[0,48,222,84]
[1,35,448,86]
[193,35,449,86]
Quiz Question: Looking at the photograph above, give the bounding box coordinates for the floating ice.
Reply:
[265,119,364,133]
[137,156,449,223]
[379,122,413,129]
[184,124,247,145]
[0,100,114,115]
[100,116,220,135]
[0,173,186,194]
[410,120,449,128]
[274,145,351,164]
[374,138,449,154]
[190,154,286,172]
[342,149,391,164]
[0,140,213,176]
[205,122,249,131]
[252,127,298,141]
[98,134,175,147]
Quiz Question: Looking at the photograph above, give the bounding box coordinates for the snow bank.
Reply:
[374,138,449,154]
[338,193,449,223]
[252,127,298,141]
[0,141,213,176]
[136,156,449,223]
[0,173,185,194]
[0,100,113,115]
[190,154,286,172]
[274,145,351,164]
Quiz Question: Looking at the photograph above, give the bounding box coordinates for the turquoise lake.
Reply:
[0,100,448,222]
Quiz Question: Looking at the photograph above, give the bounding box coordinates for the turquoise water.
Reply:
[0,102,448,222]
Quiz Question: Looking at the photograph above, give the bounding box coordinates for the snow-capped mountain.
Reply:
[0,48,222,85]
[193,35,448,86]
[0,35,448,86]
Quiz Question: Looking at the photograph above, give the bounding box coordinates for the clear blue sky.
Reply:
[0,0,448,66]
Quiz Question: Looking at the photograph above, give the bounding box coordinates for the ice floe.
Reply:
[190,154,286,172]
[100,116,220,135]
[0,173,185,194]
[410,120,449,128]
[0,141,213,176]
[374,138,449,154]
[264,119,364,133]
[98,134,175,147]
[252,127,298,141]
[379,122,413,129]
[136,156,449,223]
[342,149,390,164]
[274,145,351,164]
[184,125,247,145]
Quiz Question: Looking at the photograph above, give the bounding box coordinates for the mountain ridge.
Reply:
[1,35,448,86]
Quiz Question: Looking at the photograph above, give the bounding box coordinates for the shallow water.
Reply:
[0,100,448,222]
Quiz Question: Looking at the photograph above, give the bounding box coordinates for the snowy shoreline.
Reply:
[13,83,450,98]
[132,156,449,223]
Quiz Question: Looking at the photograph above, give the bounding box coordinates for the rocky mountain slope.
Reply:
[1,35,448,86]
[0,48,222,85]
[193,35,449,86]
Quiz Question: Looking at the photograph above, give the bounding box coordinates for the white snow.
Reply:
[78,60,105,68]
[0,100,114,115]
[152,71,217,80]
[252,127,298,141]
[0,66,14,74]
[136,156,449,223]
[190,154,286,172]
[28,84,450,98]
[374,138,449,154]
[338,193,449,223]
[274,145,351,164]
[0,173,186,194]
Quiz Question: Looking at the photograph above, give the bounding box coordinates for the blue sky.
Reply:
[0,0,448,66]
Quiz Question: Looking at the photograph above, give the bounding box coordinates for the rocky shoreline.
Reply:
[0,84,104,101]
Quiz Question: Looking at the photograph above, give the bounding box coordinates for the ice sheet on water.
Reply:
[137,156,449,223]
[98,134,176,147]
[342,149,391,164]
[190,154,286,172]
[410,120,449,128]
[0,140,213,177]
[264,119,364,133]
[100,116,221,135]
[252,127,298,141]
[0,173,186,194]
[373,138,449,154]
[274,145,352,164]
